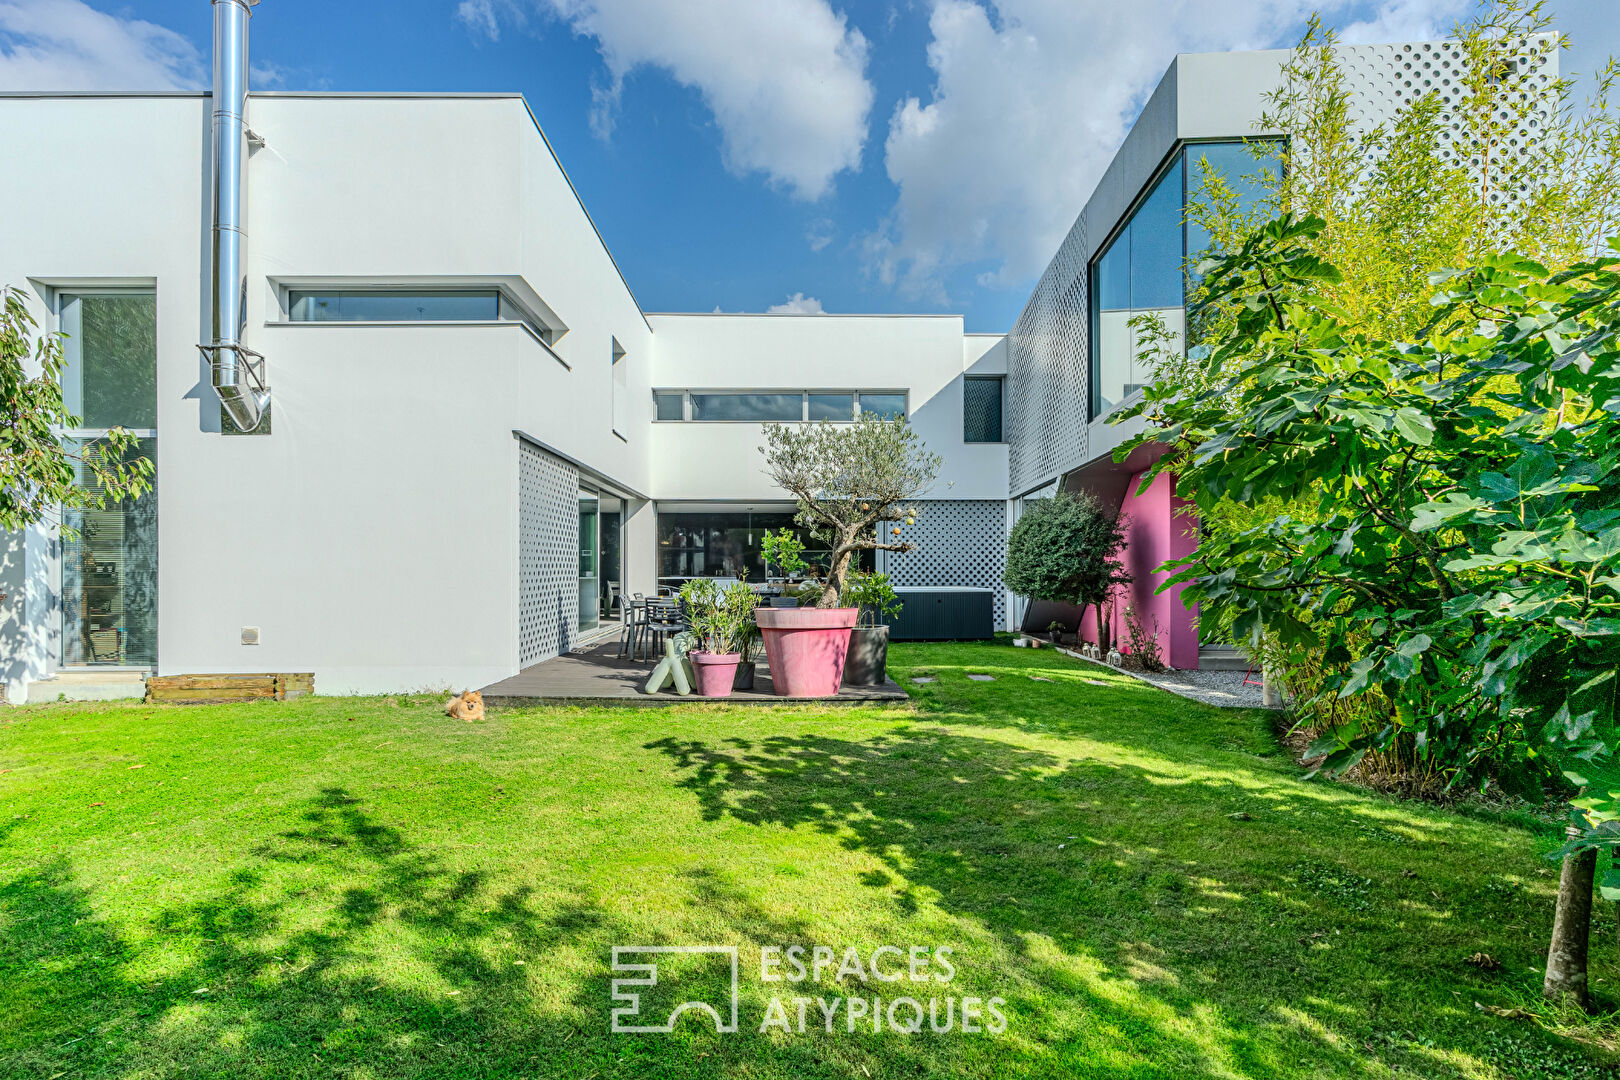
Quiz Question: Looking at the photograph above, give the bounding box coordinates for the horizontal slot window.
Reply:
[690,393,803,422]
[653,390,908,423]
[654,391,684,421]
[289,290,502,322]
[858,393,906,420]
[808,393,854,421]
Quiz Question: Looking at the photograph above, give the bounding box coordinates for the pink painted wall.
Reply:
[1078,470,1200,669]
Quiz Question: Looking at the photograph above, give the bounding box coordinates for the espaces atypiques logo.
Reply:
[611,944,1007,1037]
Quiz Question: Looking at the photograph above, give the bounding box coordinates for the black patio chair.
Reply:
[640,599,687,661]
[618,593,645,659]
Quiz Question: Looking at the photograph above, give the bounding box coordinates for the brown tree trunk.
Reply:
[1545,828,1596,1010]
[819,533,858,608]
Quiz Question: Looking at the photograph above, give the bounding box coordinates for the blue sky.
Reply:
[1,0,1615,331]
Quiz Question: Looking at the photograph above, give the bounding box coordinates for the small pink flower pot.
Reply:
[690,651,743,697]
[754,607,859,697]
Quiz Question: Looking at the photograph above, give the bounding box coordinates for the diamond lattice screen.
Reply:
[878,500,1009,630]
[518,440,579,668]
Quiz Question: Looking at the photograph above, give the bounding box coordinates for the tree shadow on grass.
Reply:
[1,785,1113,1080]
[645,725,1619,1079]
[0,787,633,1078]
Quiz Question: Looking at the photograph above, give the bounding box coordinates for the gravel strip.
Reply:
[1019,635,1274,709]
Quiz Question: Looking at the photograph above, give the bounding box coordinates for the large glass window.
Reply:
[58,292,158,667]
[689,393,803,422]
[963,376,1003,443]
[289,290,501,322]
[657,512,873,583]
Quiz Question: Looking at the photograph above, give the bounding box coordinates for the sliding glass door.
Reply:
[57,292,158,667]
[578,489,599,633]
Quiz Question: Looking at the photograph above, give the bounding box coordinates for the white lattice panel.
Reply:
[879,500,1009,629]
[518,441,579,668]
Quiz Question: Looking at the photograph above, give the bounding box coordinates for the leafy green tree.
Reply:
[1124,218,1620,790]
[1002,492,1130,648]
[760,414,941,608]
[1,287,152,535]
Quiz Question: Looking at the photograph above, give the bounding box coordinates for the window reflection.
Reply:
[289,290,501,322]
[858,393,906,420]
[1088,140,1280,420]
[657,512,872,583]
[689,393,803,421]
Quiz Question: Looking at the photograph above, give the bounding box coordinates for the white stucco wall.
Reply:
[646,314,1008,503]
[0,92,656,697]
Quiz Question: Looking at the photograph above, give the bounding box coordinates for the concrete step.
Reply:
[26,670,147,703]
[1197,645,1253,672]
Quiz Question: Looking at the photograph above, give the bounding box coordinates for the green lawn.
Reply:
[2,641,1616,1079]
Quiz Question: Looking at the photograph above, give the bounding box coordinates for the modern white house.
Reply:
[0,2,1546,701]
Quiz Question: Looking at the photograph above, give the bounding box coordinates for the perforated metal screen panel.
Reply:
[1003,37,1557,498]
[1007,213,1090,496]
[518,441,579,668]
[879,500,1009,630]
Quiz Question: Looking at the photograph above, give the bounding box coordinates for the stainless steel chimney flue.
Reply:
[202,0,269,432]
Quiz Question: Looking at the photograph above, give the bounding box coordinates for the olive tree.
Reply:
[1,286,152,536]
[760,414,941,608]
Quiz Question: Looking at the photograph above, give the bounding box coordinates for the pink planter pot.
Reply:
[754,607,859,697]
[690,651,742,697]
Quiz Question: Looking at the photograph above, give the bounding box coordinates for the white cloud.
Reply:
[460,0,874,200]
[456,0,508,41]
[0,0,203,91]
[767,292,827,314]
[806,217,836,252]
[868,0,1466,302]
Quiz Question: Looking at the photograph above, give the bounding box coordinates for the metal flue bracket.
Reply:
[198,341,270,432]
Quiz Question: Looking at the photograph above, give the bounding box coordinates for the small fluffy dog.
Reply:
[446,689,485,722]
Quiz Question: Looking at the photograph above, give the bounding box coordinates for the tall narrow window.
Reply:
[58,292,158,667]
[963,376,1003,442]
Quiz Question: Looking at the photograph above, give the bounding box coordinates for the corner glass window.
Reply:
[1088,157,1186,421]
[689,393,803,422]
[288,290,500,322]
[858,393,906,420]
[963,376,1003,443]
[808,393,854,421]
[654,391,684,421]
[1184,141,1282,269]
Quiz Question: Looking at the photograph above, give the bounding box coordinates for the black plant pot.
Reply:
[733,661,757,691]
[843,625,890,687]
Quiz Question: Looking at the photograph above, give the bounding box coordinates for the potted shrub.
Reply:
[678,578,760,698]
[757,415,942,696]
[733,624,762,690]
[842,570,902,686]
